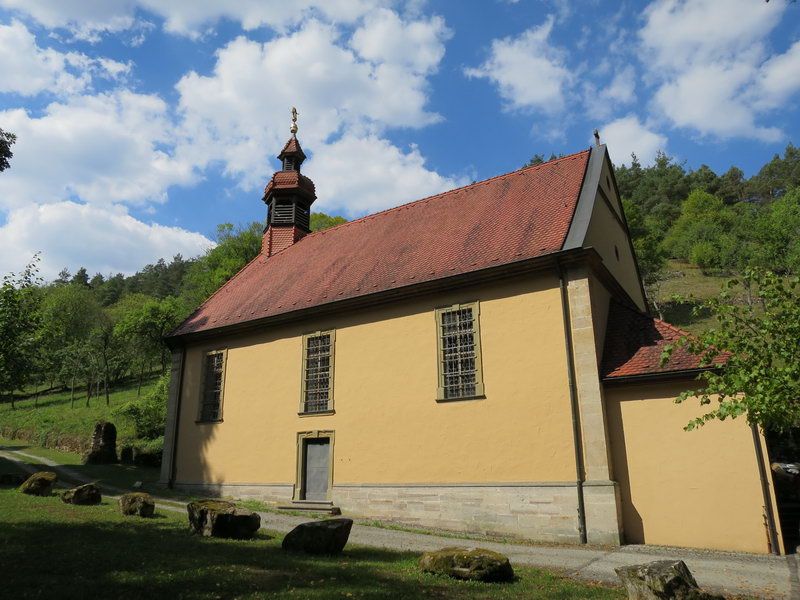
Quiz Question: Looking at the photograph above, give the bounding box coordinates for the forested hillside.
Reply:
[0,213,346,410]
[616,143,799,324]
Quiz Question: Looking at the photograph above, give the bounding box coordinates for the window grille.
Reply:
[283,157,295,171]
[200,350,225,421]
[302,331,335,413]
[436,303,484,400]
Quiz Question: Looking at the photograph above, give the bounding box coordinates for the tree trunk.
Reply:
[34,384,39,408]
[70,374,75,408]
[10,390,15,410]
[86,377,91,407]
[137,364,144,397]
[104,376,109,406]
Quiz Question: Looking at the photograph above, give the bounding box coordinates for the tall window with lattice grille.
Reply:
[301,331,335,414]
[199,350,226,421]
[436,303,484,401]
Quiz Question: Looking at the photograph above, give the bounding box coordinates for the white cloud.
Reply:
[0,0,392,41]
[0,0,139,43]
[0,20,130,96]
[753,40,800,111]
[584,66,637,121]
[653,62,782,143]
[600,115,667,166]
[305,134,467,216]
[175,16,451,202]
[0,91,195,209]
[465,16,572,113]
[350,8,450,73]
[0,201,212,280]
[639,0,796,141]
[640,0,782,72]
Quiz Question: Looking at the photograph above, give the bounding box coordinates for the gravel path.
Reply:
[2,446,798,599]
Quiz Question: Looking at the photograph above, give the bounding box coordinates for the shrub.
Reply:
[114,374,168,440]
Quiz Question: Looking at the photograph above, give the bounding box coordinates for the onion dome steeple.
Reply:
[262,108,317,257]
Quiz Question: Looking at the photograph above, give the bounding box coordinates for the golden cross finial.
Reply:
[290,107,298,135]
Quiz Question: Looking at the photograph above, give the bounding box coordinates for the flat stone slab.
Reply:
[419,547,515,582]
[119,492,155,517]
[615,560,724,599]
[62,483,102,505]
[282,518,353,555]
[18,471,57,496]
[187,500,261,539]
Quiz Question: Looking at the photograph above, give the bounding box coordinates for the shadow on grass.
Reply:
[0,445,31,452]
[0,518,442,599]
[660,299,712,328]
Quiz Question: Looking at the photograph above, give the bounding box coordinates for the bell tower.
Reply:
[262,107,317,257]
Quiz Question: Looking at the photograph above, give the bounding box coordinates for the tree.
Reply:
[524,153,563,168]
[181,222,261,307]
[114,296,185,373]
[311,212,347,231]
[0,256,42,408]
[38,283,102,406]
[0,127,16,172]
[71,267,89,287]
[663,270,800,431]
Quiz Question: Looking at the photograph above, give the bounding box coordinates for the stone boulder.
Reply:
[82,421,118,465]
[187,500,261,539]
[119,492,155,517]
[18,471,57,496]
[615,560,724,600]
[62,483,102,505]
[419,547,515,583]
[282,518,354,555]
[0,473,27,486]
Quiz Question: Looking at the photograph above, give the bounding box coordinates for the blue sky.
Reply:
[0,0,798,280]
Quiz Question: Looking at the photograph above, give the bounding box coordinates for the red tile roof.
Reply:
[171,149,591,338]
[602,301,725,379]
[263,170,316,199]
[279,136,306,161]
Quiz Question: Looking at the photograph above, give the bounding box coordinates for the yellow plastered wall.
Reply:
[606,381,778,554]
[174,274,578,486]
[583,158,646,312]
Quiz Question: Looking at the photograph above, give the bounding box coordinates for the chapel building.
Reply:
[161,124,785,554]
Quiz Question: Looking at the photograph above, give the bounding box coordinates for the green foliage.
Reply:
[114,296,186,372]
[524,153,564,167]
[663,270,800,431]
[311,212,347,231]
[114,374,168,439]
[0,127,16,172]
[0,256,42,402]
[181,222,261,306]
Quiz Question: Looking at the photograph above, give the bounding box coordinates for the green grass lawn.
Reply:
[0,488,622,600]
[656,260,729,334]
[0,376,159,451]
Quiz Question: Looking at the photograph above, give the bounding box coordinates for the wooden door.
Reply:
[303,438,330,501]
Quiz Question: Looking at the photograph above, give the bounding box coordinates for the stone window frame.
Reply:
[435,301,485,402]
[293,430,336,502]
[197,348,227,423]
[299,330,336,416]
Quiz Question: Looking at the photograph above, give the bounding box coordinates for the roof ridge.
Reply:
[304,147,592,239]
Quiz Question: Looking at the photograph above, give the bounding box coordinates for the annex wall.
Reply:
[171,273,584,542]
[605,380,781,554]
